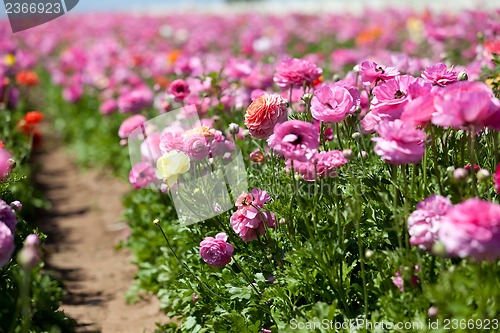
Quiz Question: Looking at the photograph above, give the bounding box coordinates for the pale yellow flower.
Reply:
[156,151,191,187]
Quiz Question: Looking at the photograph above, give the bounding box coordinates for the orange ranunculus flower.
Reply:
[356,26,383,46]
[16,71,39,86]
[244,94,289,139]
[24,111,44,125]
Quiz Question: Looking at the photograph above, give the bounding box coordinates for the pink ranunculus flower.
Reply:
[432,81,500,130]
[199,233,234,267]
[0,148,13,180]
[183,134,209,160]
[230,209,275,242]
[287,150,347,181]
[421,63,457,87]
[159,131,184,154]
[168,79,190,101]
[117,88,153,114]
[359,61,400,86]
[235,188,272,219]
[244,94,289,139]
[400,94,436,127]
[129,162,156,189]
[0,222,15,268]
[438,198,500,261]
[370,75,425,120]
[372,119,426,165]
[273,58,322,89]
[99,99,118,115]
[0,199,17,233]
[311,84,357,123]
[118,115,147,140]
[408,195,453,251]
[268,120,319,162]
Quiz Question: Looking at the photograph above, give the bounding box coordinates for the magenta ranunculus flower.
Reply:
[370,75,425,119]
[117,88,153,114]
[432,81,500,130]
[118,114,147,140]
[408,195,453,251]
[421,63,457,87]
[230,209,275,242]
[286,150,347,181]
[273,58,322,89]
[199,233,234,267]
[183,134,209,160]
[168,79,190,101]
[129,162,156,189]
[268,120,319,162]
[439,198,500,261]
[311,84,358,123]
[0,199,17,233]
[0,148,13,180]
[372,119,426,165]
[0,222,15,268]
[359,61,400,86]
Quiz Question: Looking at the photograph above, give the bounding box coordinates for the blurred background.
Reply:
[54,0,500,13]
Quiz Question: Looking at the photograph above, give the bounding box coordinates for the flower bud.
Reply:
[427,306,438,318]
[301,93,313,103]
[10,200,22,212]
[360,150,368,159]
[432,241,447,257]
[228,123,240,135]
[457,70,468,81]
[249,149,266,163]
[242,129,250,139]
[342,148,353,160]
[351,132,362,140]
[446,166,455,176]
[153,219,160,225]
[477,169,490,181]
[365,249,374,259]
[453,168,468,181]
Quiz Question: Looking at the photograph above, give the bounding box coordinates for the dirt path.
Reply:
[34,142,165,333]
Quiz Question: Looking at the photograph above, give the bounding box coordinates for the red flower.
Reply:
[15,71,39,86]
[24,111,44,126]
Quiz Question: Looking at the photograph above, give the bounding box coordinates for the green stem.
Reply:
[469,127,477,196]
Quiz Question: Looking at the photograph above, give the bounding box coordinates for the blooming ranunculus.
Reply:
[268,120,319,162]
[370,75,426,119]
[439,198,500,261]
[359,61,400,86]
[494,164,500,194]
[117,88,153,114]
[168,79,190,101]
[244,94,288,139]
[273,58,322,89]
[311,84,357,123]
[0,148,13,180]
[230,209,275,242]
[199,233,234,267]
[129,162,157,189]
[235,188,271,219]
[156,150,191,187]
[183,134,209,160]
[0,199,17,233]
[372,119,426,165]
[18,234,40,269]
[118,115,147,140]
[421,63,457,87]
[0,222,15,268]
[286,150,347,181]
[408,195,453,251]
[432,81,500,130]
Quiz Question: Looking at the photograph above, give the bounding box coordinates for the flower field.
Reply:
[1,4,500,332]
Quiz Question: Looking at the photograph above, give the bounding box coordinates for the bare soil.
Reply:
[34,142,165,333]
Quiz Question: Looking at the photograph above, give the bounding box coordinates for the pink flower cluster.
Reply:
[273,58,322,89]
[230,189,275,242]
[408,196,500,261]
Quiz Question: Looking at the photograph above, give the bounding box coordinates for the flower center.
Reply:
[394,90,406,99]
